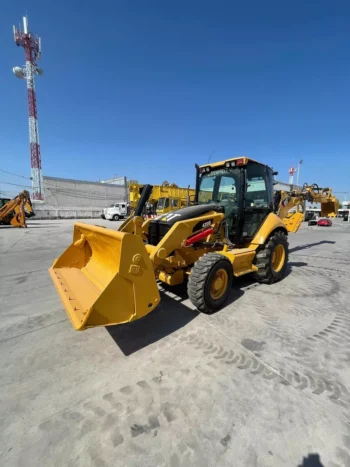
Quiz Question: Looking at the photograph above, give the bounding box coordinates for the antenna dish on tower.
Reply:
[13,66,25,79]
[23,16,28,34]
[35,67,43,76]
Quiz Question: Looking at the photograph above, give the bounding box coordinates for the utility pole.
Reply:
[296,159,303,187]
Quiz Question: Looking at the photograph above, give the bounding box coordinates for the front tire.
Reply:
[253,230,289,284]
[188,253,233,314]
[112,214,120,221]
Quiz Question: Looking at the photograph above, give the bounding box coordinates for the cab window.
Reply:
[246,164,269,208]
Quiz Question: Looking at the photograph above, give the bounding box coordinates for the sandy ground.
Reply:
[0,217,349,466]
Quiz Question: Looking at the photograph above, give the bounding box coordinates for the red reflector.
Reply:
[236,158,244,165]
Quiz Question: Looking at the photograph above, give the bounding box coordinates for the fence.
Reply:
[32,207,104,220]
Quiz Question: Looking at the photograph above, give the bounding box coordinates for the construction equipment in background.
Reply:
[49,157,338,331]
[101,202,128,221]
[274,183,340,233]
[0,190,35,228]
[129,182,196,216]
[0,197,11,208]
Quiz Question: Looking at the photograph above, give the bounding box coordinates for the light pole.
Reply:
[296,159,303,187]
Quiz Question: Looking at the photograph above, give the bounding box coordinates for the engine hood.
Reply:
[153,203,223,227]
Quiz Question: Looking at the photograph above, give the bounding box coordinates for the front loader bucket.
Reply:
[49,223,160,330]
[321,201,339,218]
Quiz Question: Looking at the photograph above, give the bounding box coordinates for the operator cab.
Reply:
[197,158,274,244]
[148,157,274,247]
[156,197,182,214]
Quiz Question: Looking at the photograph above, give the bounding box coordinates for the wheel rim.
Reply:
[271,244,285,272]
[210,269,228,299]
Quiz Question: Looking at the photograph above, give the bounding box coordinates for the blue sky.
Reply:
[1,0,349,199]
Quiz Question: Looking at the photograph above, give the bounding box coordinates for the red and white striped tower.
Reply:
[288,166,296,186]
[13,16,44,200]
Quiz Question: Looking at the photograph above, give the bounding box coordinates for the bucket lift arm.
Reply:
[275,184,339,233]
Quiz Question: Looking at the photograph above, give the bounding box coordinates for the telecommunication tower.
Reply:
[288,166,296,186]
[13,16,44,200]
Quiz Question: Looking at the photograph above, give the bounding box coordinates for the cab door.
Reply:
[241,163,273,241]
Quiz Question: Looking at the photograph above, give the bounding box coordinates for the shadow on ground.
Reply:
[235,260,308,288]
[287,261,308,272]
[290,240,335,253]
[297,453,324,466]
[106,291,199,356]
[107,260,309,355]
[107,281,246,355]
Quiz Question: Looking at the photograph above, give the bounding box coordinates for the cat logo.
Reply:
[202,220,212,228]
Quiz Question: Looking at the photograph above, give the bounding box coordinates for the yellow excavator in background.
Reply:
[49,157,338,331]
[129,182,195,216]
[275,183,340,232]
[0,190,35,228]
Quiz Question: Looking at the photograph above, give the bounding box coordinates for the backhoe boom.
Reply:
[0,190,34,228]
[276,184,339,233]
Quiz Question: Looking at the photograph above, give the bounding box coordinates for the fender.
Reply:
[250,213,288,247]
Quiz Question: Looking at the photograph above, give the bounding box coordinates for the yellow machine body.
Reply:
[278,187,339,224]
[49,223,160,330]
[50,212,285,330]
[50,157,338,331]
[0,190,34,228]
[156,196,188,215]
[321,201,339,218]
[129,182,195,213]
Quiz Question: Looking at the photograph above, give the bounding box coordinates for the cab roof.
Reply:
[200,156,264,169]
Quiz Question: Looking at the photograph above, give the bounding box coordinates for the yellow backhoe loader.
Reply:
[49,157,338,330]
[0,190,35,228]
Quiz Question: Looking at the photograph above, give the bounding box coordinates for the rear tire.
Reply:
[253,230,289,284]
[112,214,120,221]
[188,253,233,314]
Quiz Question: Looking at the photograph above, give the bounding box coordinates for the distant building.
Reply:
[100,176,127,186]
[33,175,128,219]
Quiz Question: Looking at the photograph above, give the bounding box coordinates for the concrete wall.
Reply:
[274,181,300,191]
[33,176,128,219]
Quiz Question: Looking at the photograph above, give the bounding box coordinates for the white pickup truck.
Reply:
[101,203,128,221]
